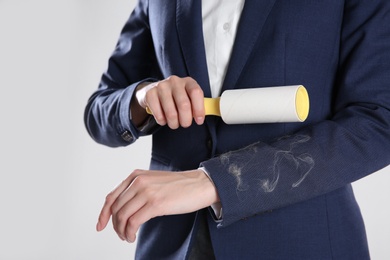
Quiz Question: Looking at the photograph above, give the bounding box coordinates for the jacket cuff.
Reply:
[119,78,158,144]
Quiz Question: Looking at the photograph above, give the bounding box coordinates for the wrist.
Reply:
[194,169,220,205]
[130,82,152,126]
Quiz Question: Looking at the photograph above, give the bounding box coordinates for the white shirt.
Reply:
[202,0,245,97]
[201,0,245,219]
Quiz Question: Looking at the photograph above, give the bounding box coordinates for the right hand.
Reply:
[135,76,205,129]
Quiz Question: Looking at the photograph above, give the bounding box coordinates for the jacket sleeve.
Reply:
[84,0,160,147]
[201,0,390,227]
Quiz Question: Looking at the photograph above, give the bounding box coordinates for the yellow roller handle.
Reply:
[145,97,221,116]
[204,97,221,116]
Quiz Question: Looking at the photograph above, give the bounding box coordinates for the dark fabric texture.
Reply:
[84,0,390,259]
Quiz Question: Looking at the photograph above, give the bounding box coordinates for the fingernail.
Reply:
[126,235,136,243]
[96,221,101,231]
[196,117,204,125]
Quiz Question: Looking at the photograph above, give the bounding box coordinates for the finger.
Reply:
[113,193,148,242]
[96,171,142,231]
[185,78,205,125]
[110,178,142,236]
[172,86,193,128]
[157,79,180,129]
[125,202,157,243]
[144,87,166,126]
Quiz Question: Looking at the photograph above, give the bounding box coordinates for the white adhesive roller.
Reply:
[219,85,309,124]
[146,85,310,124]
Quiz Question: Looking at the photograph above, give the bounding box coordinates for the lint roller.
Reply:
[146,85,309,124]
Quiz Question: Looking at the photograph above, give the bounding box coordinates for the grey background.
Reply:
[0,0,388,259]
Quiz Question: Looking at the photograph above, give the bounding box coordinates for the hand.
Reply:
[96,169,219,243]
[135,76,205,129]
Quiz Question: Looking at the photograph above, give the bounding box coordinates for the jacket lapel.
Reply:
[176,0,211,98]
[175,0,276,148]
[222,0,277,92]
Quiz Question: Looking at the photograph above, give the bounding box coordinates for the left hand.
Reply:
[96,169,219,243]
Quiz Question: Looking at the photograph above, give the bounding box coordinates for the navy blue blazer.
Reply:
[85,0,390,259]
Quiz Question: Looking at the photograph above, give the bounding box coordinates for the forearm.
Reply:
[85,77,163,147]
[84,0,160,147]
[202,111,390,227]
[84,81,141,147]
